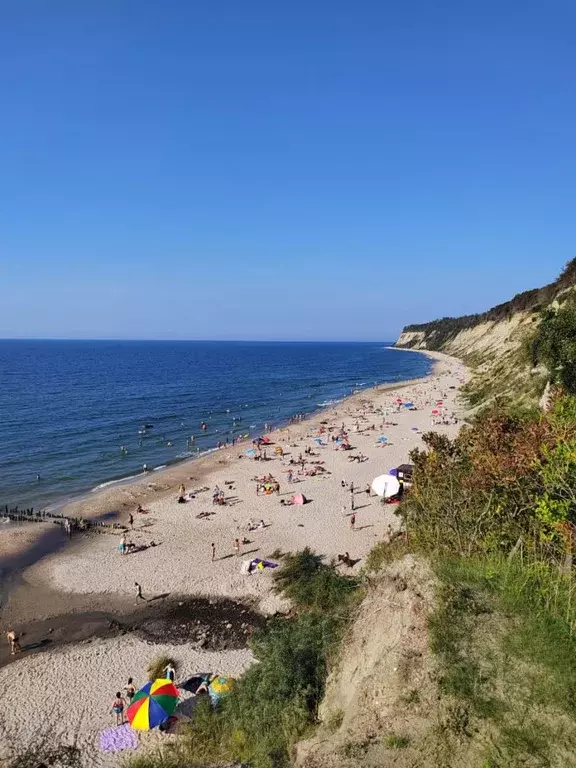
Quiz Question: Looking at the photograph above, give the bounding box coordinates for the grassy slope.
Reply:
[428,555,576,767]
[296,549,576,768]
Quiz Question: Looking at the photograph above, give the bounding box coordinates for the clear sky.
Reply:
[1,1,575,340]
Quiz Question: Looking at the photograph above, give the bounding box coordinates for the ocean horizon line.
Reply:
[0,337,397,344]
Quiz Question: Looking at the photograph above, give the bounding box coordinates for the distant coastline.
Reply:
[40,353,438,524]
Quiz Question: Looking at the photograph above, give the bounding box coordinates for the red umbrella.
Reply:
[396,398,403,404]
[432,409,440,415]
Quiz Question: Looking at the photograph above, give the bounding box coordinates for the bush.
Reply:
[531,294,576,392]
[400,394,576,559]
[273,547,359,612]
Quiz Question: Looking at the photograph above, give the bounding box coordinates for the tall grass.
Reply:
[430,553,576,763]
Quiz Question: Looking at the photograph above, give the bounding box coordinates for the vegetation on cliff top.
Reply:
[530,292,576,393]
[401,257,576,342]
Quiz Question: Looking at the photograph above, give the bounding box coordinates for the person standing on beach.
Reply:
[350,513,356,531]
[234,538,241,557]
[211,542,216,561]
[135,582,145,601]
[124,677,136,707]
[128,513,134,529]
[6,630,21,655]
[111,692,127,725]
[350,488,355,511]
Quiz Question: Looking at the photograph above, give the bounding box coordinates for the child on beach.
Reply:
[211,542,216,561]
[111,692,126,725]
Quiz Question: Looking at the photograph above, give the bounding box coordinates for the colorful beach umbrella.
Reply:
[403,402,414,408]
[208,676,233,705]
[127,679,178,731]
[432,409,440,415]
[377,436,388,443]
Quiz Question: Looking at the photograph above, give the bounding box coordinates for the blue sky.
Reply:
[1,1,575,340]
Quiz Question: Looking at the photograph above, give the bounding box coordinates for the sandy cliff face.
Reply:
[396,312,544,406]
[295,556,440,768]
[395,311,535,357]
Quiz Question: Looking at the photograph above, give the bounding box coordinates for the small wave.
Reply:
[197,446,220,457]
[153,464,167,471]
[317,398,344,407]
[91,473,144,492]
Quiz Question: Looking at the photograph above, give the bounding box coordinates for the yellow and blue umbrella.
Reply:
[208,676,233,705]
[126,679,178,730]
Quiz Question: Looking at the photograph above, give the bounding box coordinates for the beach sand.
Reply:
[0,637,253,767]
[0,350,468,766]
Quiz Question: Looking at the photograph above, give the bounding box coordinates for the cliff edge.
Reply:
[395,259,576,406]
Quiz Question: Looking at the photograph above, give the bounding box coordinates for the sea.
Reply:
[0,340,431,511]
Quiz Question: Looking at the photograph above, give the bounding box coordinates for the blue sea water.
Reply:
[0,340,431,510]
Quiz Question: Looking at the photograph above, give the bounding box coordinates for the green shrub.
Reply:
[273,547,358,612]
[386,734,410,749]
[531,293,576,392]
[400,394,576,559]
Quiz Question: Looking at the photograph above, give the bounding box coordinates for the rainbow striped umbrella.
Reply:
[126,679,178,730]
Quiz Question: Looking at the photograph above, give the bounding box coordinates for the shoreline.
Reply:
[0,349,458,593]
[5,349,439,530]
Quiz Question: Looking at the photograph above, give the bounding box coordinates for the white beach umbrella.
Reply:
[371,474,400,498]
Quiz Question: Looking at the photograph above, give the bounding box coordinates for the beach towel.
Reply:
[99,724,138,753]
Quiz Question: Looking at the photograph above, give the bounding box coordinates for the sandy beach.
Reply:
[0,350,468,766]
